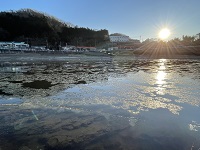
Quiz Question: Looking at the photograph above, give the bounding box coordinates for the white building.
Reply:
[0,42,29,49]
[109,33,130,42]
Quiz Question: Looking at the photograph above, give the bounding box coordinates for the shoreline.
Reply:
[0,51,200,60]
[0,52,113,63]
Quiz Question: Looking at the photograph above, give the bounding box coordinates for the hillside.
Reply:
[0,9,109,48]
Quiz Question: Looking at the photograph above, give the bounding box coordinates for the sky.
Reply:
[1,0,200,40]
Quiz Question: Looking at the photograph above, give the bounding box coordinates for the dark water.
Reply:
[0,55,200,150]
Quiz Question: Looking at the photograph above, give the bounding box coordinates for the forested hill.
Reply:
[0,9,109,48]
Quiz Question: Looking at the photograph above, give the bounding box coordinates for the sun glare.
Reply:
[159,28,171,40]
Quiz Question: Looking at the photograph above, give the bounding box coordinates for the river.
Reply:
[0,55,200,150]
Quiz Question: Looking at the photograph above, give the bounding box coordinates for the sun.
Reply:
[159,28,171,40]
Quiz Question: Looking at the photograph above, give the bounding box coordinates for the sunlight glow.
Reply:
[156,59,167,85]
[155,59,167,95]
[156,71,166,85]
[159,28,171,40]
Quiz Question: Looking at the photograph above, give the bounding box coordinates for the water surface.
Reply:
[0,55,200,150]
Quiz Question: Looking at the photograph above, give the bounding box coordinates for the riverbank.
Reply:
[0,52,113,63]
[1,49,200,61]
[132,47,200,58]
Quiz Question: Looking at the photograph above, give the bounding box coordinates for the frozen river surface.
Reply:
[0,55,200,150]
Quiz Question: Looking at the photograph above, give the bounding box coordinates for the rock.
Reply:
[47,138,59,147]
[19,146,31,150]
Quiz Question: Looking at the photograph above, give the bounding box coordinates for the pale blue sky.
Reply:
[1,0,200,40]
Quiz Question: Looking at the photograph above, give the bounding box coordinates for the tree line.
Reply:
[0,9,109,49]
[143,35,200,47]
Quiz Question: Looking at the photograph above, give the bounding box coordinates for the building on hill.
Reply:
[109,33,130,42]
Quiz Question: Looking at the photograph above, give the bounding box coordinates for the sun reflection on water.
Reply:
[156,71,166,85]
[155,59,167,94]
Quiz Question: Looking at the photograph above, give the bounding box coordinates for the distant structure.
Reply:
[196,33,200,39]
[0,42,29,49]
[109,33,130,42]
